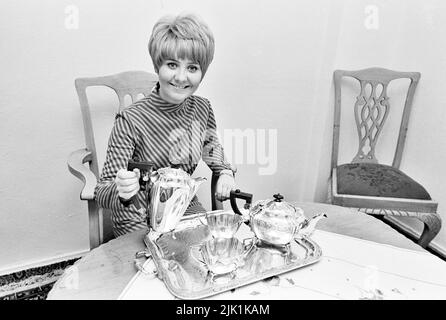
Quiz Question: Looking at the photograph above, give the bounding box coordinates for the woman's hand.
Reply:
[115,168,140,200]
[215,172,236,201]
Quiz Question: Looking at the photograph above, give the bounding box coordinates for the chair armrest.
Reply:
[211,173,224,210]
[67,148,97,200]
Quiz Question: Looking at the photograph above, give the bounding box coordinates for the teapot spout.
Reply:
[299,213,327,238]
[189,177,207,199]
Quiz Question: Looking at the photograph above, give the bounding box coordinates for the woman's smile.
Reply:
[158,58,203,104]
[169,82,190,89]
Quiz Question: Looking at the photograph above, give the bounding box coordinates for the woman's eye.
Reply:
[188,65,199,72]
[167,62,177,69]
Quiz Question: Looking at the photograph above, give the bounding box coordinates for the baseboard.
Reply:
[382,216,446,260]
[0,249,89,277]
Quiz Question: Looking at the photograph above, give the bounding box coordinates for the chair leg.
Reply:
[88,200,102,249]
[357,208,442,249]
[327,179,333,204]
[416,212,442,248]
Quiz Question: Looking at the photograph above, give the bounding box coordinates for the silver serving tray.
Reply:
[143,212,322,300]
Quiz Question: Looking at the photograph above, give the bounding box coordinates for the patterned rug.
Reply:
[0,259,79,300]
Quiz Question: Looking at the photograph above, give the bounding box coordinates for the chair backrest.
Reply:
[332,67,420,170]
[75,70,159,179]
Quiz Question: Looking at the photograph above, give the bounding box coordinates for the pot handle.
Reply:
[230,189,253,216]
[134,249,158,279]
[119,160,155,208]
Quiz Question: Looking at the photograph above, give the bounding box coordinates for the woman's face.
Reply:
[158,58,203,104]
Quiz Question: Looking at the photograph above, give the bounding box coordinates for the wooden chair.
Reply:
[330,67,441,248]
[68,70,223,250]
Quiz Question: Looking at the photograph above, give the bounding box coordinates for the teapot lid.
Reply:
[261,193,304,221]
[156,167,190,181]
[266,193,295,212]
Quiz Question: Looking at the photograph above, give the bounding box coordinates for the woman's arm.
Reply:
[202,104,236,175]
[202,103,236,200]
[94,113,137,211]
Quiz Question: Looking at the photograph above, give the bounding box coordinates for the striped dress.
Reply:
[95,89,233,236]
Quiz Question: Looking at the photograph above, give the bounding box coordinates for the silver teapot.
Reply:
[148,167,206,233]
[230,190,326,247]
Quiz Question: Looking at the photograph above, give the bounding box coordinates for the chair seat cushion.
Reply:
[336,163,431,200]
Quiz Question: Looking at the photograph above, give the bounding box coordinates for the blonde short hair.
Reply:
[148,13,215,77]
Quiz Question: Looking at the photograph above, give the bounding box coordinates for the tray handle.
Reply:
[134,249,158,279]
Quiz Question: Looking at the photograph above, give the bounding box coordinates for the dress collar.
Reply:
[149,83,187,112]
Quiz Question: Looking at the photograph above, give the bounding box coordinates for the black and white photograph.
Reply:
[1,0,446,305]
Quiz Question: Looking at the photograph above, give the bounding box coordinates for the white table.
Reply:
[48,202,444,300]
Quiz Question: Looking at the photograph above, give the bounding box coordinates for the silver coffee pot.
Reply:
[120,161,206,234]
[148,167,206,233]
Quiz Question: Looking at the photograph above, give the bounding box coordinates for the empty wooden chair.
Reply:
[329,67,441,248]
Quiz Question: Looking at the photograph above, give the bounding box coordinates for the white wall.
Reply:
[1,0,445,274]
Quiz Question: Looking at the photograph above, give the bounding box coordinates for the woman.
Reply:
[95,13,236,237]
